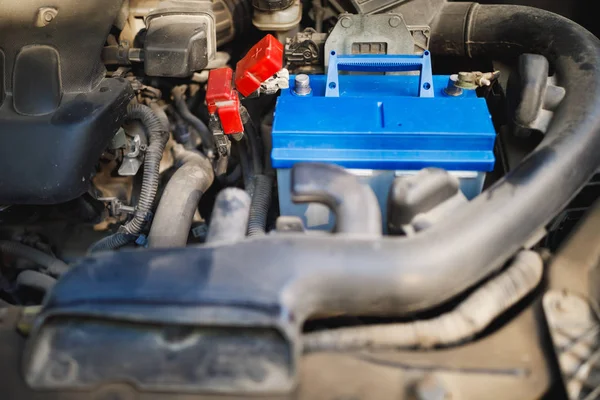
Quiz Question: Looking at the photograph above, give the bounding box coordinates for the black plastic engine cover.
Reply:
[0,0,132,204]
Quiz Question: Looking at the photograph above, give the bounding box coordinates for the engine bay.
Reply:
[0,0,599,398]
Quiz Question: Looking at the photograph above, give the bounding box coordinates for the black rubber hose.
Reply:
[0,241,68,276]
[87,233,138,254]
[148,146,215,248]
[225,165,242,185]
[247,174,273,236]
[172,109,192,146]
[173,88,215,157]
[16,270,56,293]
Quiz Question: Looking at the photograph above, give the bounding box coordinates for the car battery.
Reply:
[272,52,496,230]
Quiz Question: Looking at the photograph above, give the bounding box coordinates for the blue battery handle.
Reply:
[325,51,434,98]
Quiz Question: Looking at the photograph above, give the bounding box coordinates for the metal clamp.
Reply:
[97,197,136,217]
[118,134,145,177]
[325,51,434,98]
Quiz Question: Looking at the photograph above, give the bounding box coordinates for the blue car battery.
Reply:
[271,51,496,230]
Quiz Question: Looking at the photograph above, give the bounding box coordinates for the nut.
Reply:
[294,74,312,96]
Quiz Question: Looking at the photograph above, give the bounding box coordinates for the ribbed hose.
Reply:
[0,241,68,276]
[303,251,543,351]
[123,103,169,235]
[87,233,138,254]
[247,174,273,236]
[16,270,56,293]
[87,104,168,254]
[149,102,170,132]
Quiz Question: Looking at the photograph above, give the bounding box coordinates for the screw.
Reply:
[340,17,352,28]
[43,12,54,22]
[294,74,312,96]
[389,16,401,27]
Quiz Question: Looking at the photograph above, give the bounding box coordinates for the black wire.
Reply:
[234,138,255,195]
[244,120,264,176]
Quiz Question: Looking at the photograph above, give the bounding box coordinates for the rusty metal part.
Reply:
[454,71,501,90]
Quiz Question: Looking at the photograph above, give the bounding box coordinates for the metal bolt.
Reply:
[340,17,352,28]
[389,16,401,27]
[444,74,463,96]
[43,12,54,22]
[294,74,312,96]
[128,48,144,63]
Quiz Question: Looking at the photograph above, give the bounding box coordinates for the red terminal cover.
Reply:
[206,67,244,135]
[235,34,284,97]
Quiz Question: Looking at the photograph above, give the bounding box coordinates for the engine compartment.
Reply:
[0,0,599,398]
